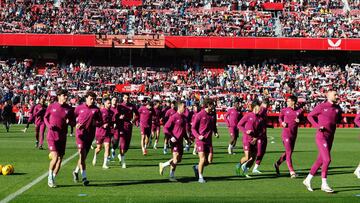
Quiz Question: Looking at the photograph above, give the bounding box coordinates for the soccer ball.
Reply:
[48,153,52,160]
[2,165,12,176]
[0,165,2,175]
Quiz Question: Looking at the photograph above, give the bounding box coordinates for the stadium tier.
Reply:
[0,0,359,38]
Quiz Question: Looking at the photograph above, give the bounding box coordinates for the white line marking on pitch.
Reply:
[0,152,78,203]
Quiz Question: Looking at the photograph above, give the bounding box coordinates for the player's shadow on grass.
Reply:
[11,172,27,175]
[58,174,282,188]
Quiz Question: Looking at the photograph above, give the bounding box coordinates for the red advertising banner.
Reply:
[262,3,284,10]
[121,0,142,6]
[115,84,145,93]
[1,34,360,51]
[165,36,360,51]
[0,34,96,47]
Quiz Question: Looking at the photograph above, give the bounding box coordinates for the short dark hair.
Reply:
[177,100,186,108]
[85,91,97,98]
[56,89,68,96]
[288,95,298,103]
[251,100,260,109]
[103,97,111,103]
[202,98,214,108]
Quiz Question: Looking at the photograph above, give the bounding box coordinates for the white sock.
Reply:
[103,157,108,166]
[121,155,125,164]
[53,173,56,178]
[163,160,171,167]
[164,143,167,149]
[321,178,328,186]
[228,144,232,149]
[93,153,97,160]
[170,170,175,177]
[74,166,80,173]
[199,173,203,179]
[356,166,360,172]
[305,174,313,182]
[48,170,53,178]
[253,164,259,171]
[81,170,87,179]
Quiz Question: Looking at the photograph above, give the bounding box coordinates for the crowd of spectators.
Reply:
[0,58,359,116]
[0,0,359,37]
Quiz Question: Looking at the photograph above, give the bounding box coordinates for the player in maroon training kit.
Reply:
[274,95,303,178]
[44,89,75,188]
[236,101,263,177]
[110,97,119,160]
[73,91,103,186]
[33,97,47,149]
[138,100,154,155]
[116,94,138,168]
[224,98,242,155]
[303,90,342,193]
[192,98,216,183]
[354,111,360,178]
[163,101,177,154]
[159,101,190,181]
[252,99,271,174]
[92,98,114,169]
[151,100,162,149]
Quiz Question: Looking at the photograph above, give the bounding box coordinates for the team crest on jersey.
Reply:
[323,143,327,148]
[250,118,253,120]
[176,119,180,122]
[324,109,328,112]
[52,109,56,112]
[296,112,299,115]
[80,110,84,113]
[335,109,339,113]
[285,139,289,142]
[92,110,95,114]
[286,111,289,114]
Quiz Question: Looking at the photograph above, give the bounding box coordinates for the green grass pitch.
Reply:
[0,125,359,203]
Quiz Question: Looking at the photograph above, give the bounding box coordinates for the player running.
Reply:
[138,100,154,155]
[236,101,262,177]
[151,100,162,149]
[44,89,75,188]
[163,101,177,154]
[72,91,103,186]
[22,102,36,133]
[33,96,47,149]
[252,99,271,174]
[303,90,342,193]
[2,100,13,133]
[274,95,303,178]
[92,98,114,169]
[354,110,360,178]
[224,98,242,155]
[159,101,189,181]
[110,97,119,160]
[191,98,216,183]
[116,94,138,168]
